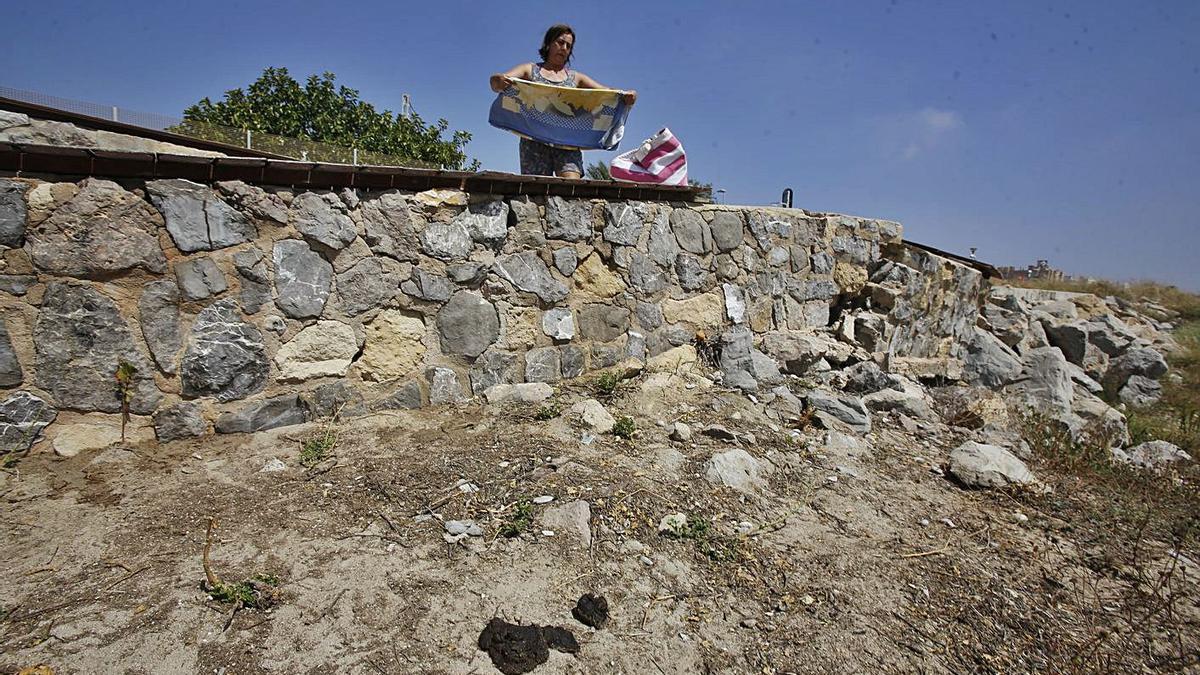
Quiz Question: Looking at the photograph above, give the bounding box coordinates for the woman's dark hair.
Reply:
[538,24,575,62]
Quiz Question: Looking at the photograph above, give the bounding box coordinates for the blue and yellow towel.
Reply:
[489,79,630,151]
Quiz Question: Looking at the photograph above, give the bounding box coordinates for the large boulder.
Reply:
[1103,348,1168,395]
[34,283,160,414]
[706,448,772,494]
[29,178,166,278]
[805,389,871,433]
[1006,347,1074,419]
[962,327,1023,388]
[948,441,1036,488]
[180,300,269,402]
[1125,440,1192,470]
[1119,375,1163,408]
[146,178,255,252]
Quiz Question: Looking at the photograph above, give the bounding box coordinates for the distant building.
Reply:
[998,259,1065,282]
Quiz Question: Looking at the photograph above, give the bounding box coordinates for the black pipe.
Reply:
[781,187,793,208]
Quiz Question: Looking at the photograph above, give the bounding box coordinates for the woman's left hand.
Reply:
[623,90,638,105]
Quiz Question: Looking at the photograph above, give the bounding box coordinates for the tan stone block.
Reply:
[358,310,427,381]
[51,418,154,457]
[646,345,700,375]
[412,188,468,208]
[661,291,725,328]
[573,253,626,298]
[275,320,359,382]
[834,261,868,294]
[502,305,541,350]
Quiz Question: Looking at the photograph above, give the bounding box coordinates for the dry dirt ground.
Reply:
[2,371,1198,674]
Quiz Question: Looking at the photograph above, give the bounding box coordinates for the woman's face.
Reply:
[546,32,574,63]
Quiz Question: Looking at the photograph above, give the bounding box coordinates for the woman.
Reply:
[490,24,637,179]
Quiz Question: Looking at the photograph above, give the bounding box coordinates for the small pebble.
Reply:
[739,618,758,629]
[532,495,554,504]
[640,555,654,566]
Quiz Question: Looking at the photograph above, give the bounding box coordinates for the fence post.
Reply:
[246,129,252,150]
[112,106,119,122]
[352,148,358,165]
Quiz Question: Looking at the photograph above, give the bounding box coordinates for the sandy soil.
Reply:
[2,372,1197,674]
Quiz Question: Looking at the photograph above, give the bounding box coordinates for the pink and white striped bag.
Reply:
[609,127,687,185]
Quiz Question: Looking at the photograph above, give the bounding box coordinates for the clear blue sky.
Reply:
[4,1,1198,289]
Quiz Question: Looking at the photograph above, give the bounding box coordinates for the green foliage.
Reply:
[662,514,741,562]
[534,403,561,421]
[180,67,479,170]
[612,416,636,438]
[208,574,280,609]
[585,162,611,180]
[498,499,534,538]
[300,430,337,468]
[593,371,621,397]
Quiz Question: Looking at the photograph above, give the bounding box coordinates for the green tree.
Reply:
[585,162,611,180]
[179,67,479,170]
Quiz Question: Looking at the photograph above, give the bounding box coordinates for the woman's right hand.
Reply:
[490,74,514,92]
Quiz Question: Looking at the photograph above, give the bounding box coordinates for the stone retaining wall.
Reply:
[0,175,983,454]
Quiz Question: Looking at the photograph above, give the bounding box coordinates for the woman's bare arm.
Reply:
[490,63,533,92]
[575,72,637,104]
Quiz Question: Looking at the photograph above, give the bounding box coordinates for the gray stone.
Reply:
[427,367,467,405]
[1126,440,1192,470]
[232,247,271,314]
[0,275,37,296]
[749,349,784,385]
[674,254,709,291]
[525,347,562,383]
[718,326,757,391]
[483,383,553,404]
[420,220,472,261]
[540,500,592,548]
[0,391,56,452]
[1006,347,1074,418]
[494,251,568,303]
[948,441,1036,488]
[590,343,624,369]
[1104,348,1168,394]
[625,251,670,294]
[506,198,545,248]
[447,262,488,286]
[456,199,509,246]
[146,178,255,252]
[273,240,333,319]
[175,257,228,301]
[361,192,424,262]
[578,304,630,342]
[542,308,575,341]
[34,283,160,414]
[602,202,646,246]
[370,380,425,410]
[139,280,183,374]
[552,247,578,276]
[469,349,521,394]
[545,197,593,241]
[831,236,875,265]
[214,180,288,224]
[215,395,309,434]
[1119,375,1163,408]
[981,304,1027,348]
[636,301,663,330]
[1086,315,1137,356]
[560,345,585,378]
[805,390,871,433]
[30,178,166,278]
[152,402,207,441]
[794,279,838,302]
[437,291,499,358]
[843,361,901,395]
[291,192,356,250]
[572,399,615,433]
[0,110,30,131]
[400,267,452,302]
[709,212,744,252]
[0,316,23,388]
[0,179,26,248]
[669,422,692,442]
[810,252,834,275]
[669,209,712,254]
[341,257,402,314]
[627,330,646,360]
[647,211,681,267]
[180,299,268,402]
[706,448,771,494]
[963,327,1023,389]
[307,381,368,419]
[862,385,934,420]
